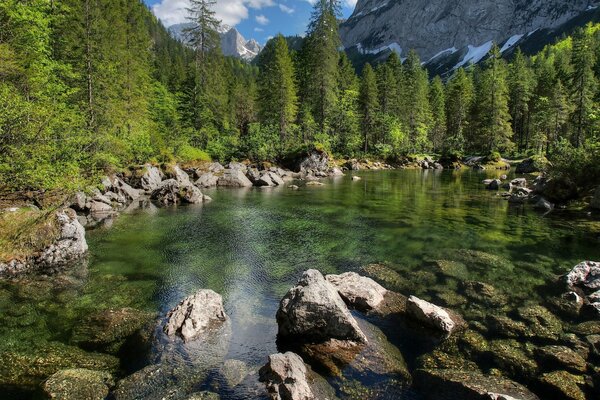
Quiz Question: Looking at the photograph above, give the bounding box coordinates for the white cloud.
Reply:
[255,14,269,25]
[279,4,295,14]
[254,27,264,32]
[344,0,358,7]
[152,0,276,27]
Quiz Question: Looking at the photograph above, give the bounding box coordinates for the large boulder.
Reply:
[165,165,192,186]
[151,179,204,205]
[276,269,367,344]
[217,169,253,187]
[259,352,314,400]
[298,151,329,173]
[35,209,88,270]
[406,295,462,335]
[164,289,228,342]
[105,176,142,202]
[43,368,114,400]
[325,272,387,312]
[592,186,600,210]
[195,172,219,188]
[414,369,540,400]
[139,165,164,192]
[565,261,600,291]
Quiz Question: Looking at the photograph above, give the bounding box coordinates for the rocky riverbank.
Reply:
[16,260,600,400]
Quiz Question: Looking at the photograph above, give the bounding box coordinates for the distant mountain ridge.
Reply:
[340,0,600,74]
[169,23,261,61]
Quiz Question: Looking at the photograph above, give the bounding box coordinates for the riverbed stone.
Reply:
[256,173,274,187]
[547,291,584,319]
[515,305,562,341]
[276,269,367,344]
[219,359,249,388]
[406,295,462,335]
[534,345,587,373]
[259,352,314,400]
[268,172,285,186]
[164,289,228,342]
[217,169,253,187]
[416,349,480,372]
[42,368,114,400]
[570,321,600,335]
[71,308,155,354]
[139,165,163,191]
[538,370,586,400]
[462,281,508,307]
[414,369,540,400]
[325,272,387,312]
[151,179,204,205]
[565,261,600,291]
[360,263,404,292]
[299,318,411,381]
[488,339,538,379]
[486,314,530,339]
[0,341,119,387]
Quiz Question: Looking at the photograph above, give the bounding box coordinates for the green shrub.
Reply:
[177,143,210,163]
[483,151,502,163]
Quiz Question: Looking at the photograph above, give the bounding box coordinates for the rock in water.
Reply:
[151,179,204,205]
[259,352,314,400]
[565,261,600,291]
[43,368,114,400]
[414,368,540,400]
[35,209,88,270]
[325,272,387,312]
[195,172,219,188]
[276,269,367,344]
[139,165,163,192]
[164,289,228,342]
[217,169,253,187]
[406,295,461,334]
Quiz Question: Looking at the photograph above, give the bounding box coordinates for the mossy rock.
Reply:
[70,308,156,354]
[187,392,220,400]
[432,290,468,308]
[42,368,114,400]
[457,330,489,360]
[538,370,586,400]
[452,249,513,271]
[488,339,538,380]
[415,349,480,371]
[462,281,508,308]
[427,260,469,281]
[360,264,404,293]
[0,342,119,388]
[516,305,563,341]
[486,314,529,339]
[569,321,600,336]
[534,345,587,374]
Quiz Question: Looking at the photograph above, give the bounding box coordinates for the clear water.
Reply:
[1,170,600,399]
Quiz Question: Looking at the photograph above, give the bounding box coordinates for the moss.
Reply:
[538,370,586,400]
[488,339,538,380]
[516,305,563,341]
[0,208,61,262]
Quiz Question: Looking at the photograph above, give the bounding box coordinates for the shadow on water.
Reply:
[1,170,600,399]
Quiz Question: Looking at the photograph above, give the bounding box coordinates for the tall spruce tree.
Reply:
[359,63,379,153]
[445,68,474,153]
[509,49,535,151]
[402,50,432,152]
[473,44,513,152]
[428,76,446,152]
[257,35,298,143]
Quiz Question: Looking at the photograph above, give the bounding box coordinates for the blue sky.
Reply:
[144,0,357,44]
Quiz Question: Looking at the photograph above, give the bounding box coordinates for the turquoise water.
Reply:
[1,169,600,399]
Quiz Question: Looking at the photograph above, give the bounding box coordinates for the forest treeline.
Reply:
[0,0,599,192]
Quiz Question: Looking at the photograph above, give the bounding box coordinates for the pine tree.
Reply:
[331,52,360,154]
[445,68,474,153]
[257,35,298,143]
[359,63,379,153]
[428,76,446,152]
[402,50,432,152]
[473,44,513,152]
[302,0,341,133]
[509,49,535,151]
[570,25,598,147]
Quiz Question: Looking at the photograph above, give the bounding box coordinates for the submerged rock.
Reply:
[414,368,540,400]
[71,308,155,354]
[538,370,586,400]
[515,305,563,341]
[534,345,587,373]
[259,352,314,400]
[406,295,463,335]
[42,368,114,400]
[276,269,367,344]
[351,176,361,181]
[164,289,228,342]
[219,359,249,388]
[325,272,387,312]
[0,341,119,388]
[488,340,538,379]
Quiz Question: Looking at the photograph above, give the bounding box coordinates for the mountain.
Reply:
[340,0,600,74]
[169,23,261,61]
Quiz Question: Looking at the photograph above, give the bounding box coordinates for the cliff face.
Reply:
[340,0,598,67]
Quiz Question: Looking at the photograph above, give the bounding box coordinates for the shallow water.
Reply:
[1,169,600,399]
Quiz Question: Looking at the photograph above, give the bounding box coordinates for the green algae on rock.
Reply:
[42,368,114,400]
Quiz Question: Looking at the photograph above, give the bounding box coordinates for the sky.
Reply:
[144,0,358,44]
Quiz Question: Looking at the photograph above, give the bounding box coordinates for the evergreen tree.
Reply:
[509,49,535,151]
[331,52,360,154]
[428,76,446,152]
[570,25,598,147]
[257,35,298,144]
[473,45,513,152]
[445,68,474,153]
[402,50,432,152]
[359,63,379,153]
